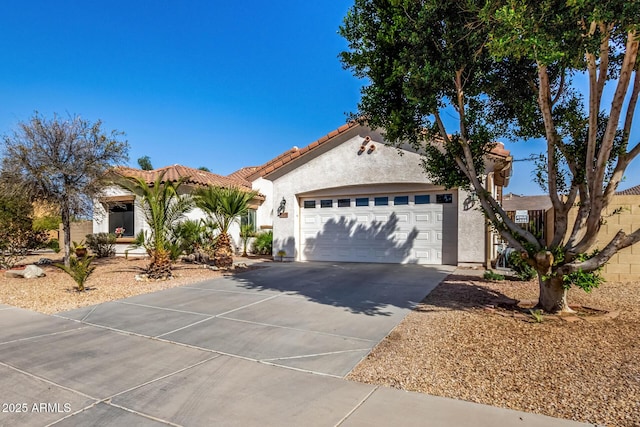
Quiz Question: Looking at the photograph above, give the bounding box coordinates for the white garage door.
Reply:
[299,193,449,264]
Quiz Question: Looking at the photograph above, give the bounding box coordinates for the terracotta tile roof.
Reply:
[227,166,259,186]
[113,164,251,189]
[243,121,512,183]
[247,121,360,180]
[616,184,640,195]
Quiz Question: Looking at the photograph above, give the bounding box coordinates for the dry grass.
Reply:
[1,253,267,314]
[348,273,640,427]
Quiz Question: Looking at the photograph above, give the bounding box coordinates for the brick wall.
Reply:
[58,220,94,247]
[578,195,640,282]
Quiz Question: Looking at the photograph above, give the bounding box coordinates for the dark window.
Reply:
[241,209,257,231]
[374,197,389,206]
[415,195,430,204]
[436,194,453,203]
[338,199,351,207]
[108,202,135,237]
[320,199,333,208]
[356,198,369,207]
[394,196,409,205]
[303,200,316,209]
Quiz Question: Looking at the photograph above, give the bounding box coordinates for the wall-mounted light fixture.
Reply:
[277,197,287,217]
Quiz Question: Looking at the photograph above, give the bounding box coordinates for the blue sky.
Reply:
[1,1,638,195]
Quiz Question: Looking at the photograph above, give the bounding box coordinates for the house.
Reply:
[246,122,511,266]
[93,164,263,256]
[94,122,512,266]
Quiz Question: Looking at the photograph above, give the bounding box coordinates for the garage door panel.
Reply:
[300,194,448,265]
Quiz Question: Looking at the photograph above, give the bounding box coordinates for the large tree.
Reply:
[340,0,640,313]
[0,113,129,266]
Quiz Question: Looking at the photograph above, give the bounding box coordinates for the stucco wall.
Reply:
[267,129,479,264]
[457,189,485,264]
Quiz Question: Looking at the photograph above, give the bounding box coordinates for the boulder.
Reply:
[22,265,46,279]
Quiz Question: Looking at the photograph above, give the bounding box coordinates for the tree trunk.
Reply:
[214,233,234,268]
[61,203,71,268]
[537,274,573,314]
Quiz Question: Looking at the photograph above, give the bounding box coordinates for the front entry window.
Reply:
[108,202,134,237]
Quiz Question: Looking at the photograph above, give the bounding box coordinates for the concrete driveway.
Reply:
[0,262,589,426]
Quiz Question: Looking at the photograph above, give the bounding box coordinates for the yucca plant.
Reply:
[122,171,194,279]
[54,255,96,292]
[195,186,258,268]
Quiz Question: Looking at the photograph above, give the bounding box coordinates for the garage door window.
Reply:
[303,200,316,209]
[415,195,430,204]
[356,198,369,207]
[394,196,409,205]
[374,197,389,206]
[436,194,453,203]
[321,199,333,208]
[338,199,351,207]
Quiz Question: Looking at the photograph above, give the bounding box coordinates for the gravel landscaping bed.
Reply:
[348,272,640,427]
[1,254,268,314]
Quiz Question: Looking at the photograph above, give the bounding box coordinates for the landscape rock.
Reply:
[35,258,53,266]
[4,270,25,279]
[22,265,46,279]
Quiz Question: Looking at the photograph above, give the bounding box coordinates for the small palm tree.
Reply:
[240,224,256,257]
[54,255,96,292]
[123,171,194,279]
[195,186,258,268]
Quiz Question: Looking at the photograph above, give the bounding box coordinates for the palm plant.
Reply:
[240,224,256,257]
[195,186,258,268]
[54,255,95,292]
[123,171,194,279]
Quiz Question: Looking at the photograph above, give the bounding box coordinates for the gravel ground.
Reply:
[348,272,640,427]
[1,254,269,314]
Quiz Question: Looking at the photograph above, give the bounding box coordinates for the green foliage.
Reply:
[32,215,61,231]
[194,186,259,235]
[85,233,116,258]
[47,238,60,253]
[508,251,537,281]
[561,252,605,292]
[123,171,194,256]
[0,192,48,268]
[240,224,256,257]
[137,155,153,170]
[72,240,86,250]
[252,231,273,255]
[54,255,96,292]
[529,309,544,323]
[483,269,505,281]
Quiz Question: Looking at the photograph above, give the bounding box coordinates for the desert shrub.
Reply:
[54,255,95,291]
[483,269,505,281]
[85,233,116,258]
[0,227,48,269]
[252,230,272,255]
[47,238,61,253]
[508,251,537,281]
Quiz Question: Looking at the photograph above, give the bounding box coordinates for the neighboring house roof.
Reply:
[616,184,640,196]
[502,193,553,212]
[227,166,260,186]
[113,165,251,189]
